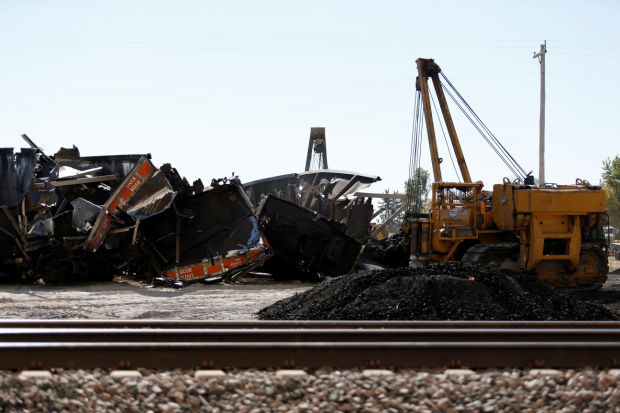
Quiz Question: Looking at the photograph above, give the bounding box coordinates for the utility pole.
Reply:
[533,41,547,185]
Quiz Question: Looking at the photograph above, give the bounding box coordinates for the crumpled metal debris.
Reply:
[245,169,380,240]
[257,195,362,278]
[245,170,380,279]
[70,198,102,233]
[142,177,270,286]
[0,134,270,286]
[84,156,175,251]
[1,134,381,286]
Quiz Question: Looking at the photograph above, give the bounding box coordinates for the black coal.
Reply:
[258,262,617,320]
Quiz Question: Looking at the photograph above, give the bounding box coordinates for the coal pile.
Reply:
[258,262,617,320]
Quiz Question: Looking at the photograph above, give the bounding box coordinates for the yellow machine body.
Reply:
[410,181,607,289]
[408,57,609,289]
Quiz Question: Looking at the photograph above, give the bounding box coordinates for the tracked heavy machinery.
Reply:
[405,58,607,289]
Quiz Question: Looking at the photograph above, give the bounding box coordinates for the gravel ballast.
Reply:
[1,369,619,412]
[259,262,617,320]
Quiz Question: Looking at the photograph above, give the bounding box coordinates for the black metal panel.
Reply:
[141,183,262,267]
[257,195,362,276]
[0,148,37,207]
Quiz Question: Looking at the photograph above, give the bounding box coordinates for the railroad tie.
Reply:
[528,369,561,376]
[275,370,308,377]
[195,370,226,378]
[18,371,52,380]
[110,370,143,379]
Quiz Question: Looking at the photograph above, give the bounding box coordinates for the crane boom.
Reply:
[416,58,471,183]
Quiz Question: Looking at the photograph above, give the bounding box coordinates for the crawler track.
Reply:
[1,320,619,369]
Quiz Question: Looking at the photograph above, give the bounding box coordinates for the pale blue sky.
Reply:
[1,1,618,195]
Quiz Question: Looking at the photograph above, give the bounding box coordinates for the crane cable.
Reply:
[407,90,425,214]
[440,84,522,179]
[439,71,529,181]
[407,66,530,219]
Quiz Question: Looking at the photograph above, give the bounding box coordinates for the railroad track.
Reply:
[1,320,619,370]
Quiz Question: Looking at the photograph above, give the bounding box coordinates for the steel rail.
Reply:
[0,320,619,369]
[1,327,620,343]
[1,320,619,329]
[0,341,619,369]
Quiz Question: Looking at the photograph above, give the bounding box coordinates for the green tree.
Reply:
[378,189,403,233]
[602,155,620,229]
[377,167,431,235]
[405,167,431,214]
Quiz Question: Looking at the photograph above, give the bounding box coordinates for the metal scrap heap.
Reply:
[245,170,380,280]
[0,135,270,286]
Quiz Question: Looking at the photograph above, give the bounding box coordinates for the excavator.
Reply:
[403,58,608,289]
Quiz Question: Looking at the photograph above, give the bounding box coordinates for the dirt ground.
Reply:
[0,259,618,320]
[0,276,311,320]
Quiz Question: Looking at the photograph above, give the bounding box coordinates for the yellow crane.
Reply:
[406,58,608,289]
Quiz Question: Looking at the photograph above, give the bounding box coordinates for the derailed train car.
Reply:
[0,142,164,282]
[0,135,269,285]
[1,134,380,285]
[245,170,380,279]
[256,195,363,279]
[245,170,379,240]
[141,175,271,287]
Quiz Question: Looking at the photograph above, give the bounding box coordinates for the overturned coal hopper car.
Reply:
[140,173,271,286]
[256,195,362,279]
[0,135,269,285]
[244,170,380,279]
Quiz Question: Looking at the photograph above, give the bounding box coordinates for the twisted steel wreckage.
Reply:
[0,131,381,286]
